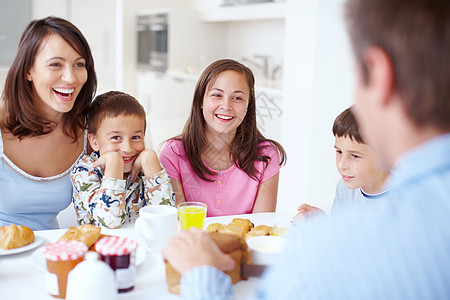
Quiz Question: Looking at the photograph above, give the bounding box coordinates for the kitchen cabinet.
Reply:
[137,70,195,150]
[191,1,286,96]
[198,2,286,22]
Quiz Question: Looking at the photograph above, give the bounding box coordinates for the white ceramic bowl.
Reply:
[246,235,286,265]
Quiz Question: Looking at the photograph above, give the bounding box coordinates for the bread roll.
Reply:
[58,224,101,248]
[228,218,254,233]
[245,225,273,240]
[205,223,227,233]
[0,224,35,250]
[207,219,273,240]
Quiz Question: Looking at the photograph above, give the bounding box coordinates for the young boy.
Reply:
[71,91,175,229]
[295,107,391,221]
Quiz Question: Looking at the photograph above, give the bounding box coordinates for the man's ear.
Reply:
[88,133,99,151]
[362,46,395,107]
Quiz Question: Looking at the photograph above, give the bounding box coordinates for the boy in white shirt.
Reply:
[295,107,390,221]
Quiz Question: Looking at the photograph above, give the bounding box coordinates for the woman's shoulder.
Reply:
[257,140,280,156]
[160,138,185,156]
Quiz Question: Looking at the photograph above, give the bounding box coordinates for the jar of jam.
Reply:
[95,236,138,293]
[43,240,88,299]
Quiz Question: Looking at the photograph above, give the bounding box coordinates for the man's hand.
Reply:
[162,228,235,275]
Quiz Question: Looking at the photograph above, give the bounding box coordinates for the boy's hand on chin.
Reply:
[91,151,124,179]
[130,149,162,181]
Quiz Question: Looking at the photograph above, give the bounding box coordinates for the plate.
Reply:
[32,244,147,272]
[0,236,43,256]
[205,212,295,228]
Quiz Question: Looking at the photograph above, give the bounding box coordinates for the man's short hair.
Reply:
[345,0,450,129]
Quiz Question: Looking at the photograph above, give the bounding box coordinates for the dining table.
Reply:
[0,212,294,300]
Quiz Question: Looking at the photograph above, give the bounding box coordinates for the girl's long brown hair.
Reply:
[1,16,97,141]
[171,59,286,182]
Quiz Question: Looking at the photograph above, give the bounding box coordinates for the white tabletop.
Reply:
[0,212,293,300]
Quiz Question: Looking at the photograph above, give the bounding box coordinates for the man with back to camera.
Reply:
[162,0,450,299]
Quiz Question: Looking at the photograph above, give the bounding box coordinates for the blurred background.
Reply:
[0,0,354,215]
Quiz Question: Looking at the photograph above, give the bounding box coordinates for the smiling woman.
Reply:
[0,16,97,230]
[26,33,88,119]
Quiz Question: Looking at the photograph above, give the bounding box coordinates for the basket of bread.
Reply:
[206,218,287,265]
[165,218,280,294]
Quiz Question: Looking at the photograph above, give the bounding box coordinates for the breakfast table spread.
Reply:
[0,212,293,300]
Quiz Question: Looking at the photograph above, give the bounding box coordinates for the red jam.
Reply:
[95,236,137,293]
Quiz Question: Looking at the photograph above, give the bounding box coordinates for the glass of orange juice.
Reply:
[177,202,207,230]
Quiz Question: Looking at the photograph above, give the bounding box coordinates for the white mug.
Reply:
[135,205,178,255]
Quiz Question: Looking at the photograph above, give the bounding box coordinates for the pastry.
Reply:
[207,218,273,240]
[165,232,250,294]
[205,223,227,233]
[228,218,254,234]
[58,224,101,248]
[206,222,246,237]
[0,224,35,250]
[245,225,273,240]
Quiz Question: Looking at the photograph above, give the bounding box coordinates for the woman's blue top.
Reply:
[0,129,87,230]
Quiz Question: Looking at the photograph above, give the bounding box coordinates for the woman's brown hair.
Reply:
[1,16,97,140]
[171,59,286,182]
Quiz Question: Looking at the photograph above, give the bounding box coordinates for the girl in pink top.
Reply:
[160,59,286,217]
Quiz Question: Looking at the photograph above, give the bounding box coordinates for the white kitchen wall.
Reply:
[71,0,117,93]
[32,0,67,18]
[277,0,353,214]
[226,19,285,85]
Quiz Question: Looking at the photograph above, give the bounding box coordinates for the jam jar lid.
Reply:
[43,240,88,261]
[95,236,138,256]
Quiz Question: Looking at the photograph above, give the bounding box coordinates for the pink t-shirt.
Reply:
[159,139,281,217]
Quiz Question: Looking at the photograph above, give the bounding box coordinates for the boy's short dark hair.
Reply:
[88,91,146,134]
[332,107,364,144]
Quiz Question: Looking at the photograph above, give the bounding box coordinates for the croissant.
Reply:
[0,224,35,250]
[58,224,101,248]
